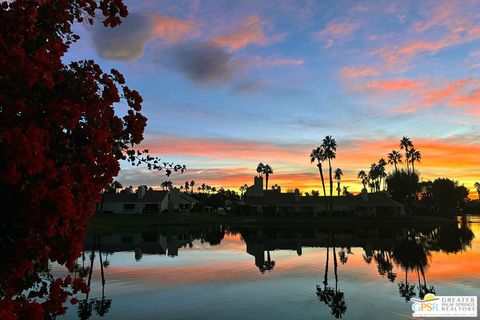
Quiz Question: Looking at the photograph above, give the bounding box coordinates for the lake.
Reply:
[54,216,479,319]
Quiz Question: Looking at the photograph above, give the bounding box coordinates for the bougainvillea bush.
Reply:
[0,1,172,318]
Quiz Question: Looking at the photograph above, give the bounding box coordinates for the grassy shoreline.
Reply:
[88,212,454,232]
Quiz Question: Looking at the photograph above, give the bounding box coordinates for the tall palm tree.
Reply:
[409,148,421,174]
[311,147,328,212]
[184,181,190,193]
[400,136,413,173]
[357,170,368,189]
[334,168,343,196]
[368,163,379,192]
[387,150,403,172]
[322,136,337,211]
[377,159,387,191]
[256,162,264,177]
[190,180,195,195]
[475,182,480,199]
[262,164,273,189]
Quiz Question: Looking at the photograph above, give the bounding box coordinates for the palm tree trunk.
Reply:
[318,163,328,213]
[266,173,269,190]
[337,181,340,196]
[332,235,338,286]
[87,236,96,299]
[394,162,397,172]
[411,160,415,174]
[323,242,330,286]
[328,158,333,212]
[98,237,106,297]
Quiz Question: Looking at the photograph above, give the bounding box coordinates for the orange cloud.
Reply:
[384,78,480,117]
[152,14,198,43]
[210,16,268,51]
[365,79,424,91]
[138,135,480,196]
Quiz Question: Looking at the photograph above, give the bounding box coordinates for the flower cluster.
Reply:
[0,1,148,319]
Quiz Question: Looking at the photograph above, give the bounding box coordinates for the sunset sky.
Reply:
[65,0,480,197]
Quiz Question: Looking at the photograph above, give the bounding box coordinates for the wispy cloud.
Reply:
[364,79,425,92]
[313,19,359,47]
[210,16,268,52]
[340,66,380,79]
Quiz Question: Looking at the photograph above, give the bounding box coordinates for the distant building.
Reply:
[100,186,198,214]
[244,176,404,217]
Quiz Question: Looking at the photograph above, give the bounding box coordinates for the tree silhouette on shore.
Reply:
[357,170,368,190]
[310,147,328,212]
[408,148,421,174]
[335,168,343,196]
[322,136,337,211]
[387,150,403,172]
[400,137,413,173]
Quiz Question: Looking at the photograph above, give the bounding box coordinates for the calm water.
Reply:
[54,216,479,319]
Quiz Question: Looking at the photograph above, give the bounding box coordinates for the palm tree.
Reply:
[368,163,379,192]
[262,164,274,189]
[310,147,328,212]
[322,136,337,211]
[378,159,387,191]
[387,150,403,172]
[184,181,190,193]
[190,180,195,195]
[475,182,480,199]
[334,168,343,196]
[409,148,421,173]
[256,162,264,177]
[400,136,413,172]
[357,170,368,189]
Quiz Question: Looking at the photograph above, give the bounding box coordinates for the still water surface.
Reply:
[54,216,479,319]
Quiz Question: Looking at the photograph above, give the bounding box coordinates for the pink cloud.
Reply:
[314,20,359,38]
[373,2,480,69]
[340,66,380,79]
[365,79,424,91]
[386,78,480,118]
[210,16,268,51]
[152,14,198,43]
[314,20,359,48]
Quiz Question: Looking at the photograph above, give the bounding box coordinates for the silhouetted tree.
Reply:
[386,170,419,203]
[322,136,337,211]
[190,180,195,195]
[387,150,403,172]
[311,147,328,212]
[357,170,368,189]
[262,164,274,189]
[256,162,264,177]
[408,148,421,174]
[474,182,480,199]
[431,178,469,213]
[400,137,413,173]
[334,168,343,196]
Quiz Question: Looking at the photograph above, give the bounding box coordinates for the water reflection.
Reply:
[60,216,476,319]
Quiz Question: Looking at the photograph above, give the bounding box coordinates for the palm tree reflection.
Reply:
[77,236,112,319]
[316,234,347,318]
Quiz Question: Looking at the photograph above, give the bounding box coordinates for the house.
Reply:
[100,186,198,214]
[243,176,404,217]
